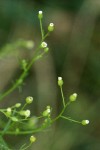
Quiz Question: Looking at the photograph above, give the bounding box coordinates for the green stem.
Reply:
[0,127,43,135]
[61,116,82,124]
[20,142,32,150]
[60,86,66,107]
[0,50,45,102]
[40,19,44,40]
[52,101,71,122]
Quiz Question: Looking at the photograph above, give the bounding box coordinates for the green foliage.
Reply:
[0,10,89,150]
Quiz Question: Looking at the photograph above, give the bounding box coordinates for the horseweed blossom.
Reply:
[69,93,77,102]
[19,110,31,118]
[6,107,12,116]
[82,120,89,125]
[38,10,43,19]
[15,103,21,108]
[48,23,54,32]
[58,77,63,86]
[30,135,36,143]
[26,96,33,104]
[41,42,47,48]
[25,110,31,118]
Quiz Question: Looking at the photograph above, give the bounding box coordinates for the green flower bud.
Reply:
[82,120,89,125]
[30,135,36,143]
[38,10,43,19]
[11,117,19,122]
[25,110,31,118]
[58,77,63,86]
[6,107,12,116]
[19,110,31,118]
[42,106,51,117]
[69,93,77,102]
[48,23,54,32]
[26,96,33,104]
[44,47,49,53]
[15,103,21,108]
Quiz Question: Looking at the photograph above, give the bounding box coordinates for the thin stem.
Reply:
[20,143,32,150]
[0,127,43,135]
[61,116,82,124]
[1,109,16,136]
[40,19,44,40]
[60,86,66,107]
[0,49,45,102]
[52,101,71,122]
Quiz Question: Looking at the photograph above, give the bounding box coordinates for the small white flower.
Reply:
[58,77,62,80]
[39,10,43,15]
[82,120,89,125]
[41,42,47,48]
[48,23,54,32]
[58,77,63,86]
[49,23,54,27]
[38,11,43,19]
[7,107,11,112]
[25,110,31,118]
[85,120,89,124]
[30,135,36,143]
[26,96,33,104]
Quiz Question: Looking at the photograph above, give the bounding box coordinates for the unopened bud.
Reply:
[69,93,77,102]
[38,10,43,19]
[58,77,63,86]
[48,23,54,32]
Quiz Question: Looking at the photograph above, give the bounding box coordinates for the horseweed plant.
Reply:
[0,11,89,150]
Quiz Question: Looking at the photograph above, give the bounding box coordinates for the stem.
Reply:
[61,116,82,124]
[20,143,32,150]
[0,127,43,135]
[0,50,45,102]
[1,109,16,136]
[60,86,65,107]
[52,101,71,122]
[40,19,44,40]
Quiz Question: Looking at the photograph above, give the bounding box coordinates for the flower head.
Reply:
[48,23,54,32]
[38,10,43,19]
[82,120,89,125]
[58,77,63,86]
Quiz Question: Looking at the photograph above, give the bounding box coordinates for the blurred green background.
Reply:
[0,0,100,149]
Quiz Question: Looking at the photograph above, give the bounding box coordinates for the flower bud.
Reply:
[69,93,77,102]
[30,135,36,143]
[44,47,49,53]
[48,23,54,32]
[15,103,21,108]
[38,10,43,19]
[82,120,89,125]
[25,110,31,118]
[26,96,33,104]
[58,77,63,86]
[6,107,12,116]
[19,110,31,118]
[41,42,47,48]
[42,106,51,117]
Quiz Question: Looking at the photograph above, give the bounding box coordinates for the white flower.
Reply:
[41,42,47,48]
[82,120,89,125]
[48,23,54,32]
[25,110,31,118]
